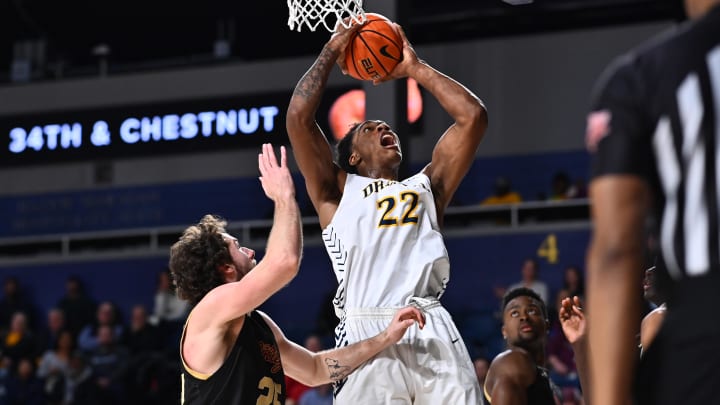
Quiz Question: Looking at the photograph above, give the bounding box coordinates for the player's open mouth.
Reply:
[381,133,397,148]
[520,324,533,333]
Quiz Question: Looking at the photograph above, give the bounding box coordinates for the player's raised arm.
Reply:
[381,24,488,216]
[286,23,363,226]
[559,295,591,404]
[187,144,302,327]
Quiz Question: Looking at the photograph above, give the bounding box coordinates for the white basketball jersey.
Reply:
[322,172,450,317]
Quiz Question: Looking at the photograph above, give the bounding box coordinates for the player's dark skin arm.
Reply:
[286,24,362,227]
[573,340,591,405]
[485,351,536,405]
[586,175,649,405]
[378,25,488,218]
[559,296,591,405]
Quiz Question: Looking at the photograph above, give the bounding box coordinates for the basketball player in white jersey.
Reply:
[286,21,488,404]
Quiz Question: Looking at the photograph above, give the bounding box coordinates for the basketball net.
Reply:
[287,0,366,32]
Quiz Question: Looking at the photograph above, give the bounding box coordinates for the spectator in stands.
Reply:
[0,276,36,332]
[126,304,162,354]
[6,358,45,405]
[0,357,11,404]
[37,329,74,405]
[495,258,550,305]
[555,266,585,309]
[1,312,37,371]
[37,308,66,354]
[64,350,96,405]
[124,304,165,404]
[549,171,572,200]
[481,176,523,206]
[85,325,129,405]
[56,276,96,338]
[298,382,333,405]
[566,178,588,199]
[77,301,124,352]
[286,334,324,405]
[150,269,189,348]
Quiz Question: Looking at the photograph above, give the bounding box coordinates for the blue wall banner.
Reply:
[0,178,275,237]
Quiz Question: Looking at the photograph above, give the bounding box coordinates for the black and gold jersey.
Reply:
[180,310,286,405]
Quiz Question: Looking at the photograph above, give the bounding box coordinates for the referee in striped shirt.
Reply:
[586,1,720,404]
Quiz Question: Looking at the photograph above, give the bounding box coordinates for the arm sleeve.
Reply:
[588,53,655,181]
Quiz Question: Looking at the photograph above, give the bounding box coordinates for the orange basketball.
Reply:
[344,13,403,81]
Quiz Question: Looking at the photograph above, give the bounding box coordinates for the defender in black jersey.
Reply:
[484,288,587,405]
[169,144,425,405]
[180,310,285,404]
[587,1,720,404]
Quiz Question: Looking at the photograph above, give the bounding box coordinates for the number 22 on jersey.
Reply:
[376,191,420,228]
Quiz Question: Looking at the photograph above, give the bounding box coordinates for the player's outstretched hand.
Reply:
[384,306,425,343]
[258,143,295,202]
[559,295,586,345]
[328,18,365,74]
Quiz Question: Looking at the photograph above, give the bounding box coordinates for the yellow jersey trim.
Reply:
[179,310,212,380]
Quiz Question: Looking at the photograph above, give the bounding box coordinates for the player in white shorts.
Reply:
[286,20,488,404]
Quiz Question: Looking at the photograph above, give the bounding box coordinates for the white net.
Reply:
[287,0,366,33]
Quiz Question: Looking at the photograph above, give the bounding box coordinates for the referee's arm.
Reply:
[587,175,650,405]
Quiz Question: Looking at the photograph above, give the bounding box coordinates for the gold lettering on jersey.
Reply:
[256,376,282,405]
[376,191,420,228]
[258,341,282,374]
[362,179,397,198]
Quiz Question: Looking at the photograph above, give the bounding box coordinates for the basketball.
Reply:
[344,13,403,81]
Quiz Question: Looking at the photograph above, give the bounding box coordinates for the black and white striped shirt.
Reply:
[590,5,720,280]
